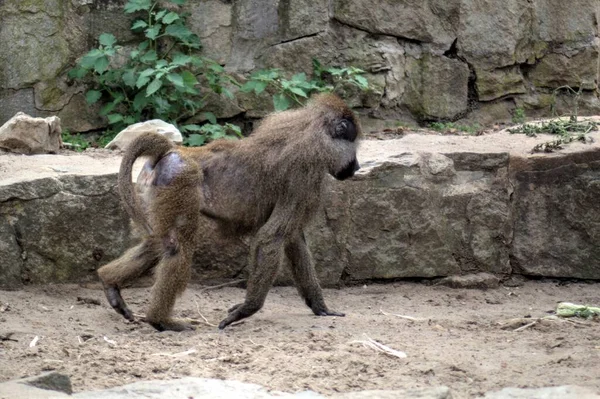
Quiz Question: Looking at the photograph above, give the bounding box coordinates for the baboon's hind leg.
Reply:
[285,233,344,317]
[97,239,160,321]
[144,178,201,332]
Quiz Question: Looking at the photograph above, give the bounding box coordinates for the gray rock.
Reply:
[510,150,600,279]
[332,0,458,50]
[72,377,322,399]
[476,67,527,102]
[105,120,183,151]
[529,46,599,90]
[404,55,470,120]
[436,273,501,289]
[0,89,38,126]
[21,371,73,395]
[481,385,600,399]
[0,112,62,154]
[334,387,453,398]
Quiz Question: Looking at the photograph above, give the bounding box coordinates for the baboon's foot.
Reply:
[218,303,260,329]
[147,318,196,332]
[102,284,134,321]
[313,308,345,317]
[227,303,242,313]
[305,298,345,317]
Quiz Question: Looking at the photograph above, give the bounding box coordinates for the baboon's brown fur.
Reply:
[97,93,362,331]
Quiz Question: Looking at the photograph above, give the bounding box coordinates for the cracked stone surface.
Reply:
[2,128,600,287]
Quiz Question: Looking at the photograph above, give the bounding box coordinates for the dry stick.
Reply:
[379,308,428,322]
[198,279,246,293]
[513,319,539,332]
[350,334,407,359]
[194,299,217,327]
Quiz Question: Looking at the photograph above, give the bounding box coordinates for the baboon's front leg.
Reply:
[218,232,284,329]
[97,240,160,321]
[285,232,344,317]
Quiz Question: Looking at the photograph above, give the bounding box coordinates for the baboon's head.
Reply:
[311,94,362,181]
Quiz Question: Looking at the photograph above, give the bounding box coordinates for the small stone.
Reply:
[21,371,73,395]
[436,273,500,289]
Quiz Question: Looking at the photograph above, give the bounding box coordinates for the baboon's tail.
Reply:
[118,132,174,235]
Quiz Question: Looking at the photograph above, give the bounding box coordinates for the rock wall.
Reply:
[2,131,600,289]
[1,0,600,130]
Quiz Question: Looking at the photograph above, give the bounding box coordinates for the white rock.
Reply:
[104,120,183,151]
[0,112,62,155]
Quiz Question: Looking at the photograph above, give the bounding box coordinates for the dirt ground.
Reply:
[0,280,599,398]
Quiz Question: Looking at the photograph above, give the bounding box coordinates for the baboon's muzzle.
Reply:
[334,158,360,181]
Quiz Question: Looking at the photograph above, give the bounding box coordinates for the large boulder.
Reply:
[0,112,62,154]
[3,128,600,287]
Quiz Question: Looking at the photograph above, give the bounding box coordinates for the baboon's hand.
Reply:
[312,308,345,317]
[218,303,261,329]
[103,284,134,321]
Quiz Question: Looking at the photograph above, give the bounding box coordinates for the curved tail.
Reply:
[118,132,174,235]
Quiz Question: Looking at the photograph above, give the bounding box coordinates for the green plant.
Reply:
[508,85,596,152]
[69,0,238,145]
[241,59,369,111]
[61,130,91,152]
[512,107,526,124]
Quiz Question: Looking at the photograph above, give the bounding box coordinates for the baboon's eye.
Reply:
[333,118,357,142]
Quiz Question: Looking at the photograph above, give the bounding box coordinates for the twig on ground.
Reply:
[513,320,538,332]
[103,336,117,346]
[194,299,217,327]
[29,336,39,348]
[197,279,246,293]
[350,334,407,359]
[151,349,197,357]
[380,308,427,322]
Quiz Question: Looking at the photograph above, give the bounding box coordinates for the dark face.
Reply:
[332,118,358,142]
[334,158,360,181]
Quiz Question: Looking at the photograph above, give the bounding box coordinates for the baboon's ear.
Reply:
[332,118,358,142]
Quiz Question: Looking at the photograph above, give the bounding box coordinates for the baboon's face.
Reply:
[328,117,360,181]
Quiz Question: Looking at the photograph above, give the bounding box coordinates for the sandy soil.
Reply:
[0,281,599,398]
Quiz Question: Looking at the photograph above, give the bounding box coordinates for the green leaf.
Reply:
[273,93,291,111]
[240,81,256,93]
[68,68,88,79]
[146,77,163,96]
[203,112,217,124]
[140,50,158,63]
[133,91,150,111]
[122,69,137,88]
[155,9,167,21]
[254,81,268,94]
[291,73,307,83]
[185,134,206,147]
[166,73,184,88]
[353,75,369,88]
[138,41,150,51]
[124,0,152,13]
[145,25,162,40]
[163,12,180,24]
[136,68,155,88]
[225,123,242,137]
[93,56,110,74]
[99,33,117,47]
[100,101,117,116]
[131,20,148,30]
[222,88,234,100]
[181,70,199,87]
[85,90,102,105]
[107,114,124,124]
[288,87,308,98]
[168,0,186,4]
[182,124,202,132]
[79,49,103,69]
[172,53,192,66]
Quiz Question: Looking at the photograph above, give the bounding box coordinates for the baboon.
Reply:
[97,93,362,331]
